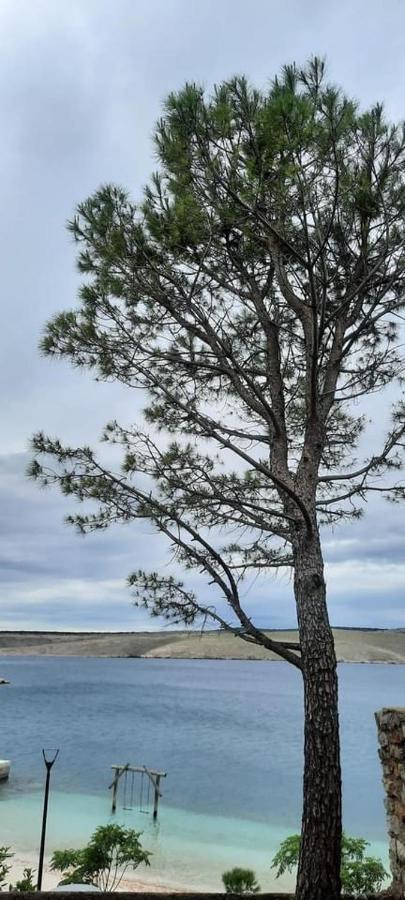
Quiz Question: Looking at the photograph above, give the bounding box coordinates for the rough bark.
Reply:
[293,529,342,900]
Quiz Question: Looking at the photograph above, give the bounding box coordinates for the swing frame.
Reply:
[109,763,167,819]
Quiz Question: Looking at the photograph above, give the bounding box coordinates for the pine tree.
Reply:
[30,58,405,900]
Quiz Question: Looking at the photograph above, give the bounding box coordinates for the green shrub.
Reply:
[50,823,151,891]
[0,847,13,890]
[8,866,36,892]
[222,866,260,894]
[272,832,387,896]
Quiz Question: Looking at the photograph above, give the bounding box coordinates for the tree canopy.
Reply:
[30,57,405,900]
[31,58,405,661]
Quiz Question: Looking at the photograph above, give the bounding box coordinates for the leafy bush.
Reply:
[222,866,260,894]
[8,866,36,892]
[340,835,388,895]
[272,834,301,879]
[0,847,13,890]
[272,832,387,896]
[50,824,151,891]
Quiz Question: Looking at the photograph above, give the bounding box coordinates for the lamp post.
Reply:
[37,748,59,891]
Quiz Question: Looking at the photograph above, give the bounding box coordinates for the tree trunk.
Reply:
[294,529,342,900]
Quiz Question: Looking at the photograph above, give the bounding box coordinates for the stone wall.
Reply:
[6,894,386,899]
[375,707,405,896]
[8,894,295,900]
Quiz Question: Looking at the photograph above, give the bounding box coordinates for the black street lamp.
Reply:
[37,748,59,891]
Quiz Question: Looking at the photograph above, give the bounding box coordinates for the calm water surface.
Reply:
[0,658,402,889]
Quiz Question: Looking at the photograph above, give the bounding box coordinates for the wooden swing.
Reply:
[109,763,166,819]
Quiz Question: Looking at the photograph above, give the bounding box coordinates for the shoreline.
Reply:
[1,654,405,664]
[10,851,296,894]
[10,853,187,894]
[0,789,300,895]
[1,789,387,897]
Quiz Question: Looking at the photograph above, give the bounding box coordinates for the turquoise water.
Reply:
[0,658,400,890]
[1,790,300,891]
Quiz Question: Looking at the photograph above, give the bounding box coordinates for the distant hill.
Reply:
[0,628,404,663]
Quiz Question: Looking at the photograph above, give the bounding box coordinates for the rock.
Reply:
[395,838,405,863]
[376,707,405,887]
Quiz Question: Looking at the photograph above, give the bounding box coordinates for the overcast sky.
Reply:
[0,0,404,632]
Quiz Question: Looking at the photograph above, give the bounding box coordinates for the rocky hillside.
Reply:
[0,628,404,662]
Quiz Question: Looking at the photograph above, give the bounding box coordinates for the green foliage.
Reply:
[8,866,36,892]
[272,832,387,895]
[50,824,151,892]
[0,847,13,890]
[271,834,301,878]
[339,835,387,895]
[222,866,261,894]
[30,57,405,605]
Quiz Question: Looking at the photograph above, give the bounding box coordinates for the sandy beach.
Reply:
[10,852,187,894]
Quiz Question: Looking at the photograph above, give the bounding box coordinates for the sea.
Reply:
[0,657,402,892]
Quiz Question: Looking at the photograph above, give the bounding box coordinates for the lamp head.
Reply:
[42,748,59,768]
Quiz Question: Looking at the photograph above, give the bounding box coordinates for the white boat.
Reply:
[0,760,10,781]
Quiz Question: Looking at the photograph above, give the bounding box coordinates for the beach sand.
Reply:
[9,839,297,895]
[10,852,185,893]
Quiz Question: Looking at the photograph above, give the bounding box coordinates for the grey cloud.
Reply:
[0,451,404,630]
[0,452,167,628]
